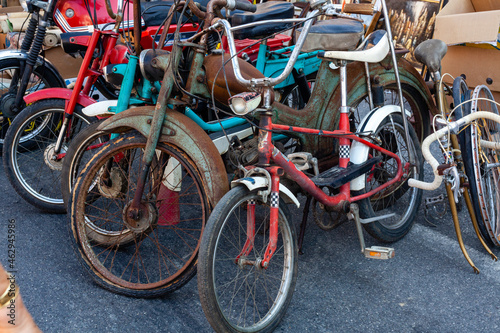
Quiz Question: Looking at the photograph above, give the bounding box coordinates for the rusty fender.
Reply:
[97,106,229,208]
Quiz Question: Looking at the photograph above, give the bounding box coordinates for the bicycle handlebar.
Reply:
[408,111,500,190]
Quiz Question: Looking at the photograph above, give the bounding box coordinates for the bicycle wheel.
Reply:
[61,120,109,209]
[70,133,208,297]
[198,186,298,333]
[279,74,316,109]
[351,84,430,142]
[355,114,424,242]
[0,58,64,149]
[469,85,500,245]
[2,98,91,213]
[451,77,491,243]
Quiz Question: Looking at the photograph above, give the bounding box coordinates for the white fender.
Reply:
[212,127,254,155]
[163,158,182,191]
[350,105,409,191]
[82,100,118,117]
[231,177,300,208]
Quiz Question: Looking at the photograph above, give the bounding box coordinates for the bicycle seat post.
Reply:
[338,60,351,170]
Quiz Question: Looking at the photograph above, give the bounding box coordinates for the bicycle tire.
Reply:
[70,132,209,297]
[61,120,109,209]
[279,73,316,110]
[355,114,424,242]
[468,85,500,246]
[451,76,490,243]
[0,58,65,150]
[351,83,430,143]
[198,186,298,333]
[2,98,91,213]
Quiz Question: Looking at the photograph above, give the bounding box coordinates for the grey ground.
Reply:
[1,143,500,333]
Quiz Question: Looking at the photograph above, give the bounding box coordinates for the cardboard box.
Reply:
[434,0,500,94]
[43,46,83,80]
[0,36,83,79]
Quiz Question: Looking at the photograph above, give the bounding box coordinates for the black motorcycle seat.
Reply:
[230,1,295,40]
[141,0,210,26]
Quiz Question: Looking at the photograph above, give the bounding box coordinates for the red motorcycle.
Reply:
[0,0,199,148]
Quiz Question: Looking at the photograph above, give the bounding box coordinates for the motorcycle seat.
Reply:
[230,2,295,40]
[141,0,208,26]
[297,18,365,53]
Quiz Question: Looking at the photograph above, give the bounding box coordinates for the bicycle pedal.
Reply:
[311,155,382,189]
[287,152,313,171]
[364,246,395,260]
[424,194,445,207]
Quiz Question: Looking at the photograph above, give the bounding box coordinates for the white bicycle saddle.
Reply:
[319,30,389,63]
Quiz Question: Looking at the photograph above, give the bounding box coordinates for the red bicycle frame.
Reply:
[238,111,404,267]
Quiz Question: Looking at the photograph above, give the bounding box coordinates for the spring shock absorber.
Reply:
[207,33,221,53]
[20,14,39,53]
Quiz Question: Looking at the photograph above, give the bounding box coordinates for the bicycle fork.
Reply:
[236,167,283,269]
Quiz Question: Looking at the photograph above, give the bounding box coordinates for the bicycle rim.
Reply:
[210,190,296,331]
[72,134,208,293]
[470,85,500,245]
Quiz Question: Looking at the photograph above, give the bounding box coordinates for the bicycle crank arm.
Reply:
[348,204,395,260]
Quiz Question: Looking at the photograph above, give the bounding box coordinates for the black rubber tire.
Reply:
[469,86,500,245]
[2,98,91,213]
[0,58,64,150]
[279,73,316,110]
[351,84,430,143]
[451,76,488,241]
[198,186,298,333]
[356,114,424,243]
[94,76,119,100]
[61,120,109,209]
[455,81,500,246]
[70,132,209,297]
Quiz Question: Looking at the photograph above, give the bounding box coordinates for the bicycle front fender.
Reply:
[350,105,402,191]
[231,177,300,208]
[97,106,229,208]
[0,49,66,87]
[23,88,96,107]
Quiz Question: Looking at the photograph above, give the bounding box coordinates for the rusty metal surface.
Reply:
[203,54,266,106]
[184,52,210,100]
[97,106,229,207]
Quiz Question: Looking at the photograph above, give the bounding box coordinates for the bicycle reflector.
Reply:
[229,92,261,115]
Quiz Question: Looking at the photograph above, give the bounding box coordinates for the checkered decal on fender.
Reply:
[248,199,256,205]
[270,192,279,207]
[339,145,350,159]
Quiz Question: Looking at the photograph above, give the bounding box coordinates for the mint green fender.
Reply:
[97,106,229,208]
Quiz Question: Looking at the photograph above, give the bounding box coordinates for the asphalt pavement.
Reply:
[1,145,500,332]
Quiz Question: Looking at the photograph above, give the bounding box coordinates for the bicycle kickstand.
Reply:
[348,204,395,260]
